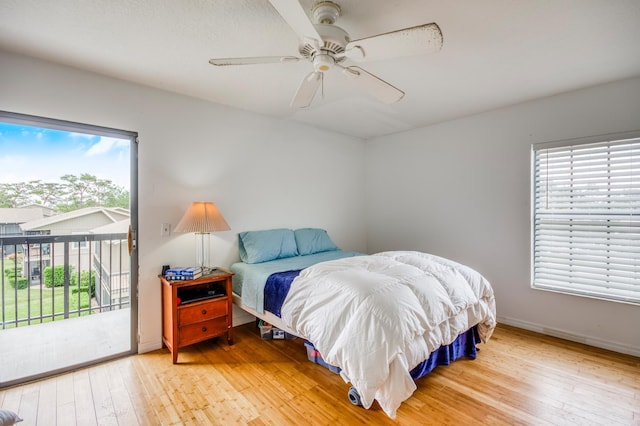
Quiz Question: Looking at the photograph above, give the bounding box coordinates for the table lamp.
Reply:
[174,201,230,274]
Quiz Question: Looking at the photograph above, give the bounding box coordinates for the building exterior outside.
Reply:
[1,206,130,312]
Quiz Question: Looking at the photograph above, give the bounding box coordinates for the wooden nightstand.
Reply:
[160,269,233,364]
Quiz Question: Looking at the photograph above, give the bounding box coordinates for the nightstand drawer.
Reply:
[178,299,227,325]
[179,317,228,346]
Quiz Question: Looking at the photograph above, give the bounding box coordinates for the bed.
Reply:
[231,228,497,419]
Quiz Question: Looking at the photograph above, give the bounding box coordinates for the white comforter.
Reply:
[281,251,496,418]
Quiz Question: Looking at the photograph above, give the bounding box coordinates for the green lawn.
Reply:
[0,285,92,328]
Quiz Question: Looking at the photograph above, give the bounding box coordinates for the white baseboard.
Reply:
[497,315,640,358]
[138,340,163,354]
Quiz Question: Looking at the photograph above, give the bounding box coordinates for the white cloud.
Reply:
[85,136,129,156]
[69,132,95,140]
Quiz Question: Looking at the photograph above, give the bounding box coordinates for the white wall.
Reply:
[0,50,367,353]
[365,76,640,356]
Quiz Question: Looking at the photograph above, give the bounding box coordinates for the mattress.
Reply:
[231,249,362,314]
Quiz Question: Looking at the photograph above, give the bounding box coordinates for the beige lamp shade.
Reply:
[174,202,230,233]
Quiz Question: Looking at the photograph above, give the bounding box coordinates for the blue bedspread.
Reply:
[303,325,479,380]
[264,269,301,317]
[410,325,480,380]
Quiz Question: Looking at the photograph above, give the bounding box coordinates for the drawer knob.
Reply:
[202,326,207,333]
[201,309,207,315]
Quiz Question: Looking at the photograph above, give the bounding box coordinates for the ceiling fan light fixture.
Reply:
[313,54,335,72]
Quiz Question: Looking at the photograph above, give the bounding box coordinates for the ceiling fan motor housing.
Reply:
[299,23,349,65]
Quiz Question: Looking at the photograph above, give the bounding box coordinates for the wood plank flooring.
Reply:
[1,323,638,425]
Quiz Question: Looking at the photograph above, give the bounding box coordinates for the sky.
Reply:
[0,122,130,189]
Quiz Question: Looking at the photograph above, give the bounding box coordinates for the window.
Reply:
[532,132,640,305]
[72,241,88,249]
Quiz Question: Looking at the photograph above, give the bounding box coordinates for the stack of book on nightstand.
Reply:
[164,266,202,281]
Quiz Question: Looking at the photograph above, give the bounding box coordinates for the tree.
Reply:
[0,185,13,207]
[0,173,129,211]
[59,173,95,210]
[0,182,30,207]
[103,185,130,209]
[2,180,64,207]
[29,181,64,207]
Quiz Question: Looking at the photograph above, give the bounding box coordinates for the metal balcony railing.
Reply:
[0,233,129,329]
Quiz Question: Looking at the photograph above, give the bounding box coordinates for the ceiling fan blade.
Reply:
[345,23,443,62]
[209,56,300,66]
[341,66,404,104]
[269,0,322,47]
[291,71,322,108]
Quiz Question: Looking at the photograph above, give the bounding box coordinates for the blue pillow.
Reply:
[294,228,339,255]
[238,228,299,264]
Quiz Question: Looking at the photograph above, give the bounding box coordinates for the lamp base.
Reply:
[195,233,211,273]
[202,266,217,275]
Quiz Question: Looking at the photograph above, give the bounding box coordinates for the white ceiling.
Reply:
[1,0,639,139]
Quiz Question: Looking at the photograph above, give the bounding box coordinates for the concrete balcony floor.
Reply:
[0,308,131,386]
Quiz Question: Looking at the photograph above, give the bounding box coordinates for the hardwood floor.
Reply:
[1,323,638,425]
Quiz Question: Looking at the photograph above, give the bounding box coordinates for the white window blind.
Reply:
[532,133,640,305]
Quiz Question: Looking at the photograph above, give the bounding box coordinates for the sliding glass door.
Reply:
[0,111,138,387]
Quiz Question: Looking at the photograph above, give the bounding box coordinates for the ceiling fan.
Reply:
[209,0,443,108]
